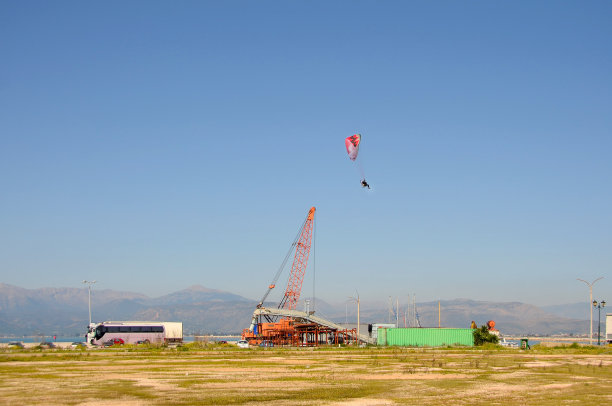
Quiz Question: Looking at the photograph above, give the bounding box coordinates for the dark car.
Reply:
[8,341,24,349]
[38,342,56,349]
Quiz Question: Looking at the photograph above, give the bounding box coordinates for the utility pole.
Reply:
[577,277,603,345]
[357,295,360,342]
[412,294,416,327]
[82,280,96,326]
[396,297,399,328]
[349,292,360,345]
[406,295,411,327]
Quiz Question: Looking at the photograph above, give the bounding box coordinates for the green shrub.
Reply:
[473,325,499,346]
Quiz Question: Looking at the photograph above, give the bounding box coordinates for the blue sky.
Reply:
[1,1,610,307]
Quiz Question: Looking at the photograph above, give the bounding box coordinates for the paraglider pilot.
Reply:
[360,179,370,189]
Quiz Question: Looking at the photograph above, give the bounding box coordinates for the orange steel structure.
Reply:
[248,319,358,347]
[242,207,361,347]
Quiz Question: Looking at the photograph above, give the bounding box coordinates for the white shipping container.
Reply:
[163,322,183,341]
[372,323,396,340]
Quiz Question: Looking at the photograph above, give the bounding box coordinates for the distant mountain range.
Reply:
[541,302,598,321]
[0,283,598,337]
[0,283,254,337]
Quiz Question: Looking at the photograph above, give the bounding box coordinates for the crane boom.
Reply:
[278,207,315,311]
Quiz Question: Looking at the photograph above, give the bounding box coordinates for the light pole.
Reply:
[577,277,603,345]
[82,280,96,325]
[348,292,360,346]
[592,300,606,345]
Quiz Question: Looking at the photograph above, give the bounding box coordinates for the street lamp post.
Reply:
[348,292,360,346]
[592,300,606,345]
[82,280,96,325]
[577,277,603,345]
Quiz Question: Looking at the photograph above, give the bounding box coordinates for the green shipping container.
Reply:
[378,328,474,347]
[377,326,387,345]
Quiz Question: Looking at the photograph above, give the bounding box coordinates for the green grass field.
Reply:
[1,344,611,405]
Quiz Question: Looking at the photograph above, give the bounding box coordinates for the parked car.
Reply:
[38,342,55,349]
[103,338,125,347]
[498,337,518,348]
[216,340,228,345]
[70,342,86,349]
[236,340,249,349]
[259,340,274,347]
[8,341,24,349]
[135,340,150,345]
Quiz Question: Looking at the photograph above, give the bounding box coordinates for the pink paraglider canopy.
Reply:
[345,134,361,161]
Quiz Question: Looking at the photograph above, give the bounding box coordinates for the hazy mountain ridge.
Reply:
[0,283,596,337]
[411,299,589,335]
[149,285,251,306]
[0,283,256,336]
[541,302,598,321]
[320,298,592,336]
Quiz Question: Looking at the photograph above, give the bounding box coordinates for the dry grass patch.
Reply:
[0,346,611,405]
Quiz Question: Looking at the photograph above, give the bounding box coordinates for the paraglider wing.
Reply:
[345,134,361,161]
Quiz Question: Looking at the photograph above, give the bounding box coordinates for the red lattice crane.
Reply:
[252,206,316,312]
[242,207,359,346]
[278,206,315,311]
[244,207,316,341]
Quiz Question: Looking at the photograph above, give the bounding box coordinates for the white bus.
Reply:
[606,314,611,345]
[86,321,183,346]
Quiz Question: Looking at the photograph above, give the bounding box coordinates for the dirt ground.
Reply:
[1,345,611,405]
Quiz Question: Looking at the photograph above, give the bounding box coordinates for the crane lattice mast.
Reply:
[278,207,315,310]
